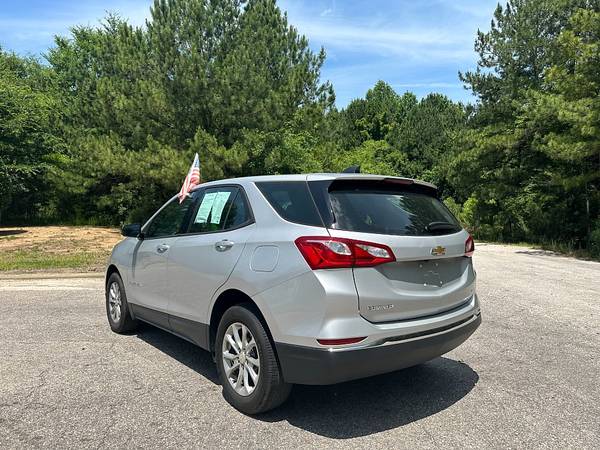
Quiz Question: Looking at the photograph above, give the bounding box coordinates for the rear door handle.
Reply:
[156,244,170,254]
[215,240,234,252]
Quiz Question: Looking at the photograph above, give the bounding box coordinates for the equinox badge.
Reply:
[431,246,446,256]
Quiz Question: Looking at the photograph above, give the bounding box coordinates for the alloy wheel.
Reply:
[108,281,122,323]
[222,322,260,396]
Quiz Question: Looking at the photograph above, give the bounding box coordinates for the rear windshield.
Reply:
[312,180,461,236]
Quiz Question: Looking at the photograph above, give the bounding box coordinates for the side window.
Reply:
[145,196,195,238]
[256,181,323,227]
[223,190,251,230]
[187,187,251,234]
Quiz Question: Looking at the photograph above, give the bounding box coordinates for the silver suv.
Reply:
[106,173,481,414]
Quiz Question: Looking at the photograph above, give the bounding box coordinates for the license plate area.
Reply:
[378,257,465,288]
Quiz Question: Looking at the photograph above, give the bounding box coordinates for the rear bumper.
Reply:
[275,312,481,385]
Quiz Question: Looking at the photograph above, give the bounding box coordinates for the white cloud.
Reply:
[440,0,498,19]
[0,1,151,42]
[392,82,462,89]
[293,19,473,62]
[280,0,498,64]
[299,21,458,45]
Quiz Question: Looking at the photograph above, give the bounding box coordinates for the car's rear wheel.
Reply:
[215,304,291,414]
[106,272,137,333]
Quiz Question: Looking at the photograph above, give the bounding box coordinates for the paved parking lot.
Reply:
[1,244,599,448]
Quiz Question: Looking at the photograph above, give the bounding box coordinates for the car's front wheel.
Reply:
[106,272,137,333]
[215,304,291,414]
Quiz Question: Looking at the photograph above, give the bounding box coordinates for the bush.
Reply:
[443,195,478,234]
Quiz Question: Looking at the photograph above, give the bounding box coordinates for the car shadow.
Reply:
[515,249,564,257]
[515,248,595,262]
[260,357,479,438]
[135,322,219,384]
[0,229,27,237]
[136,323,479,438]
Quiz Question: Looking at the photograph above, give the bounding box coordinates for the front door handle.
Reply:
[215,240,234,252]
[156,244,170,254]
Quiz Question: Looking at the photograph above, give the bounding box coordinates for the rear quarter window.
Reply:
[256,181,324,227]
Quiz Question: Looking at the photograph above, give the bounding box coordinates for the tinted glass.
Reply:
[188,187,237,233]
[223,191,251,229]
[145,196,195,238]
[326,183,461,236]
[256,181,323,227]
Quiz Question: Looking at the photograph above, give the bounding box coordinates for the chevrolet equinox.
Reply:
[106,173,481,414]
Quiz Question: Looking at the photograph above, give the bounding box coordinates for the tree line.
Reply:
[1,0,599,257]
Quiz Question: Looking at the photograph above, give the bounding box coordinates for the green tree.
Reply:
[452,0,599,246]
[336,82,417,149]
[0,50,64,223]
[386,93,466,188]
[47,0,333,224]
[460,0,590,125]
[331,139,401,176]
[335,82,465,192]
[524,8,600,247]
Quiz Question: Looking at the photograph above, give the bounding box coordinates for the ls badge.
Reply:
[431,246,446,256]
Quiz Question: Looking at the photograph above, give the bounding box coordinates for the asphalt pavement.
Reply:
[0,244,599,449]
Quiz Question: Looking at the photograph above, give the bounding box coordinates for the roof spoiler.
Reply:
[383,177,438,195]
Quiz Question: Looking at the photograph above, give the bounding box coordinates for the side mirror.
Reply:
[121,223,142,239]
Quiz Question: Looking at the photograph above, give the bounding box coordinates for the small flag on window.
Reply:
[178,153,201,203]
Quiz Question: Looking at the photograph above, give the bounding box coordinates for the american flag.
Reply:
[178,153,201,203]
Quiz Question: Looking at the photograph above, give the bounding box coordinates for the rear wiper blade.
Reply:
[425,221,458,233]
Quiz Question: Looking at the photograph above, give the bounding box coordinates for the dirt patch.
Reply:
[0,226,122,272]
[0,226,121,253]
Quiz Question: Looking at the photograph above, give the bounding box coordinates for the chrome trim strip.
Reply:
[328,312,481,353]
[375,313,480,348]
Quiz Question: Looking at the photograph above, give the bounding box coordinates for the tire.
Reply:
[105,272,138,333]
[215,304,292,414]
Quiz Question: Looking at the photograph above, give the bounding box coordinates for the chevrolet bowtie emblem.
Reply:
[431,246,446,256]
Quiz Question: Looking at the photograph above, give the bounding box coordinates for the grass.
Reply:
[0,249,109,271]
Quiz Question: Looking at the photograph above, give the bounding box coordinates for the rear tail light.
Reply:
[317,337,366,346]
[465,234,475,257]
[295,236,395,269]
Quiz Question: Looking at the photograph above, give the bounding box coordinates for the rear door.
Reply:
[309,178,476,323]
[167,186,255,331]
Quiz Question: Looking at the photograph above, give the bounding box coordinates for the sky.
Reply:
[0,0,500,107]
